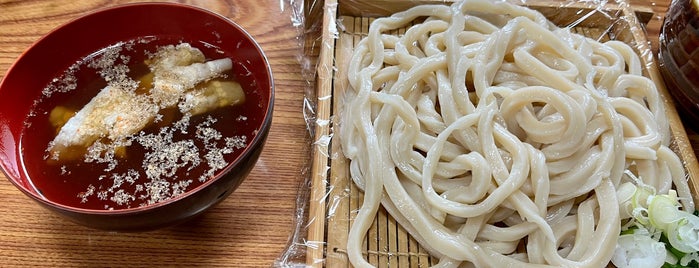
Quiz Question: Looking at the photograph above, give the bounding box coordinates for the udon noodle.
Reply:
[337,0,695,267]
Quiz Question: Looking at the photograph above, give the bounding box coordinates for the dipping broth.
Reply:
[19,37,264,210]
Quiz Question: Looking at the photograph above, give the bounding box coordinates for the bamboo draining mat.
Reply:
[305,0,699,267]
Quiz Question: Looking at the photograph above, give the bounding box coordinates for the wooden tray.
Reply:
[304,0,699,267]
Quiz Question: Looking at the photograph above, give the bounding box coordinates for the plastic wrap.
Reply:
[275,0,699,267]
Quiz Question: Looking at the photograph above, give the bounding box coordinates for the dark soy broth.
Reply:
[20,37,264,210]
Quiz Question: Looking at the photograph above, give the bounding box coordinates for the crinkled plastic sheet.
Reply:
[274,0,668,267]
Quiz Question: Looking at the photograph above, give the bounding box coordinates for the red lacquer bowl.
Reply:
[0,3,273,231]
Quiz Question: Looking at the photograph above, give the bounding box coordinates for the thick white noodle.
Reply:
[337,0,693,267]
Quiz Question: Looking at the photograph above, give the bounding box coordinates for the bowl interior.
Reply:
[0,3,273,212]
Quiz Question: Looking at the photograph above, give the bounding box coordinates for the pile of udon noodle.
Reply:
[337,0,696,267]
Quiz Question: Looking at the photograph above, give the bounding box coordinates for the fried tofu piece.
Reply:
[48,43,237,161]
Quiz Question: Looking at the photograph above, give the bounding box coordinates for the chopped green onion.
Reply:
[612,227,667,268]
[615,171,699,268]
